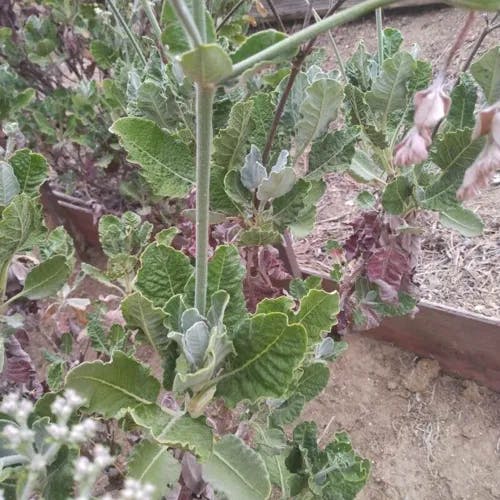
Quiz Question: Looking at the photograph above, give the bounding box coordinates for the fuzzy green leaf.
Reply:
[0,194,42,265]
[213,100,254,172]
[128,441,180,500]
[0,161,20,206]
[130,404,213,461]
[217,313,307,406]
[238,228,281,246]
[181,44,233,84]
[231,30,296,64]
[136,243,193,308]
[20,255,70,300]
[65,352,160,418]
[307,128,358,180]
[366,52,416,122]
[447,73,477,130]
[439,206,483,237]
[470,46,500,104]
[295,289,340,344]
[269,394,306,427]
[296,363,330,401]
[348,150,385,183]
[203,435,271,500]
[111,118,194,198]
[272,179,310,231]
[121,292,170,355]
[9,149,48,196]
[295,79,344,156]
[382,176,413,214]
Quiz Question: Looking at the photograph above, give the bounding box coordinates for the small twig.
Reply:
[216,0,246,31]
[266,0,287,33]
[462,14,500,73]
[106,0,148,66]
[376,8,384,68]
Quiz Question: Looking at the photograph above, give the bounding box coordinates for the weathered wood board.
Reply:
[298,265,500,393]
[254,0,446,23]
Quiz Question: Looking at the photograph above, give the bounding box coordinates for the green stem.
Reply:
[194,84,215,314]
[140,0,162,42]
[227,0,397,80]
[106,0,147,66]
[310,6,347,82]
[171,0,203,47]
[0,261,10,305]
[193,0,207,42]
[376,8,384,68]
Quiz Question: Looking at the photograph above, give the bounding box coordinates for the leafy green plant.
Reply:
[0,146,73,374]
[1,1,497,499]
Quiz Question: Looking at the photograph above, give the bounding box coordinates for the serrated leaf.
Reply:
[290,179,325,238]
[295,289,339,344]
[136,243,193,308]
[90,40,116,69]
[181,44,233,84]
[223,170,253,209]
[213,100,254,172]
[238,228,281,246]
[383,28,403,58]
[203,435,271,500]
[272,179,310,231]
[257,167,296,203]
[201,245,246,330]
[307,128,358,180]
[295,79,344,157]
[9,149,48,196]
[255,296,294,315]
[382,176,413,214]
[20,255,70,300]
[346,42,375,92]
[439,206,483,237]
[296,363,330,401]
[470,46,500,104]
[447,73,477,130]
[111,118,194,198]
[128,441,180,500]
[0,161,20,206]
[122,292,170,355]
[65,351,161,418]
[366,52,416,122]
[130,404,213,461]
[211,165,242,214]
[231,30,294,64]
[269,394,306,427]
[0,194,42,265]
[217,313,307,406]
[348,150,385,183]
[420,129,484,211]
[249,92,277,151]
[345,84,388,148]
[155,227,178,246]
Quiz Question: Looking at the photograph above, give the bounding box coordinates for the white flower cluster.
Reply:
[74,444,114,499]
[100,479,156,500]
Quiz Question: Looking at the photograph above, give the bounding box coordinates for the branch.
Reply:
[226,0,398,80]
[170,0,203,48]
[266,0,287,33]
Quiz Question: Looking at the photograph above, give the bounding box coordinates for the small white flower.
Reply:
[74,456,92,482]
[0,393,20,415]
[2,424,22,446]
[30,454,47,472]
[47,423,69,440]
[64,389,85,409]
[93,444,113,468]
[16,400,34,423]
[69,419,97,443]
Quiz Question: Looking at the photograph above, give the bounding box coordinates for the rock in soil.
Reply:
[403,358,440,393]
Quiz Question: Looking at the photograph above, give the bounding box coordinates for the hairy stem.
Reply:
[106,0,147,66]
[194,84,215,314]
[140,0,162,41]
[462,14,500,72]
[376,8,384,68]
[227,0,397,80]
[171,0,203,47]
[193,0,207,42]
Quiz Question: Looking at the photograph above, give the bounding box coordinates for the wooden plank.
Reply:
[254,0,445,23]
[297,266,500,392]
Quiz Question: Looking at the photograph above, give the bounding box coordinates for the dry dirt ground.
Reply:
[299,7,500,500]
[303,334,500,500]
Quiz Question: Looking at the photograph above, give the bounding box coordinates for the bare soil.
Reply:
[300,8,500,500]
[304,334,500,500]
